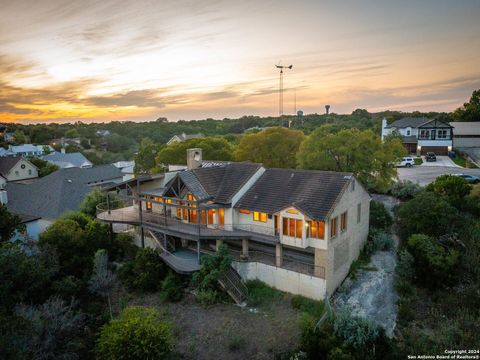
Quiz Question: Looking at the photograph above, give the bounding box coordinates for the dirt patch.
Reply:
[117,291,301,360]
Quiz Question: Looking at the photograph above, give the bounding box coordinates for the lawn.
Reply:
[452,152,478,168]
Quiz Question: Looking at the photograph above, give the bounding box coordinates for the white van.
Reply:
[396,157,415,167]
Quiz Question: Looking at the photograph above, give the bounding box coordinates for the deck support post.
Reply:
[137,179,145,248]
[241,239,249,259]
[216,239,223,251]
[276,243,283,267]
[197,239,201,264]
[106,193,111,214]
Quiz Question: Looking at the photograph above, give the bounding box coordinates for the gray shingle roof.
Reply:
[234,168,353,221]
[386,117,432,128]
[42,152,92,168]
[6,165,122,219]
[0,157,21,176]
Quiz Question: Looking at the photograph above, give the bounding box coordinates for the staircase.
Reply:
[218,267,249,305]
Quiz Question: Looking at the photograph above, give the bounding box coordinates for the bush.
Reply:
[369,201,393,230]
[113,233,138,261]
[407,234,459,287]
[333,308,380,352]
[52,275,84,301]
[159,272,185,302]
[426,175,471,208]
[96,307,172,360]
[246,279,283,307]
[390,180,422,200]
[372,231,394,251]
[119,248,166,292]
[395,250,415,282]
[397,191,461,240]
[195,289,221,306]
[291,295,324,318]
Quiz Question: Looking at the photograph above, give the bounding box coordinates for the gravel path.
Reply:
[333,194,399,337]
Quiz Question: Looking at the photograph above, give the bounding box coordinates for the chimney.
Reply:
[186,148,202,170]
[381,118,388,141]
[61,148,66,154]
[0,190,7,205]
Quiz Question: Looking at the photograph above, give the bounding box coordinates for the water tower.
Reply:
[325,105,330,115]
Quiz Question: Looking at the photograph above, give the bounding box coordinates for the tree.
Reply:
[297,126,406,192]
[452,89,480,122]
[15,297,86,360]
[397,191,461,240]
[134,138,162,175]
[96,307,173,360]
[426,175,472,208]
[80,188,124,217]
[88,250,117,319]
[13,130,28,144]
[119,248,166,292]
[0,204,25,244]
[155,137,233,167]
[27,157,59,177]
[234,127,305,168]
[65,129,80,138]
[369,201,393,230]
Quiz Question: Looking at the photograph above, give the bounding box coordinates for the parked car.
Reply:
[425,152,437,162]
[452,173,480,184]
[396,157,415,167]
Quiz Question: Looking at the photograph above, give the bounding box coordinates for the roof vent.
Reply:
[290,173,295,178]
[66,179,73,183]
[343,175,352,179]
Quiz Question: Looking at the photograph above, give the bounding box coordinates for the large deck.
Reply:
[97,206,279,244]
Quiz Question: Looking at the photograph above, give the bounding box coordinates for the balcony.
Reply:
[97,203,279,244]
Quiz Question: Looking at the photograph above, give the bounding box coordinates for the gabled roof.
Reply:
[43,152,93,168]
[163,162,262,204]
[234,168,353,221]
[385,117,432,128]
[10,144,39,153]
[0,157,22,176]
[6,165,122,219]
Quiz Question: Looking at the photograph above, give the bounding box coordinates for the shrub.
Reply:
[291,295,324,318]
[246,279,283,307]
[52,275,84,301]
[373,231,394,251]
[119,248,166,292]
[113,233,138,261]
[227,336,246,351]
[195,289,221,306]
[395,250,415,282]
[390,180,422,200]
[407,234,459,286]
[369,201,393,230]
[333,308,380,352]
[426,175,471,208]
[397,191,461,240]
[159,271,185,302]
[96,307,173,360]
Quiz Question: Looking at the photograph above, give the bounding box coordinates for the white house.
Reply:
[381,117,454,155]
[97,149,371,300]
[8,144,54,157]
[0,157,38,182]
[167,132,204,145]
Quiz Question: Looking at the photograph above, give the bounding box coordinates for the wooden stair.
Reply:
[218,267,248,305]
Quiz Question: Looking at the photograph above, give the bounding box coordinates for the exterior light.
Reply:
[448,145,452,151]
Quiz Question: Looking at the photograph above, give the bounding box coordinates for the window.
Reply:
[165,198,172,204]
[219,208,225,225]
[307,220,325,239]
[437,129,447,139]
[189,209,197,223]
[357,203,361,224]
[15,171,19,176]
[330,217,338,238]
[145,196,152,211]
[253,211,267,222]
[182,207,188,220]
[282,217,303,238]
[239,209,251,214]
[187,194,195,201]
[420,129,429,139]
[176,205,182,218]
[286,208,299,214]
[406,129,411,136]
[207,209,215,224]
[200,210,207,225]
[340,211,348,232]
[28,169,32,175]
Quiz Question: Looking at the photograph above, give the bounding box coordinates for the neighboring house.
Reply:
[3,132,15,143]
[96,130,111,137]
[113,161,135,181]
[0,174,6,189]
[0,148,14,157]
[97,149,371,300]
[450,122,480,148]
[8,144,54,157]
[0,157,38,182]
[6,165,123,231]
[50,137,85,148]
[381,117,453,155]
[42,152,93,169]
[167,132,204,145]
[12,214,45,242]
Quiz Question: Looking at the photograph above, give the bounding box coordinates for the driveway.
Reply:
[420,156,459,167]
[398,166,480,186]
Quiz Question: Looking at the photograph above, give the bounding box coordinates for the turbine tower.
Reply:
[275,64,293,116]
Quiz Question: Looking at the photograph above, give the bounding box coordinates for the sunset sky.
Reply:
[1,0,480,124]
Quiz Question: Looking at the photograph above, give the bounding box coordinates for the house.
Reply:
[112,160,135,181]
[450,122,480,148]
[96,130,111,137]
[97,148,371,300]
[0,148,14,157]
[6,165,123,231]
[0,157,38,182]
[0,174,6,189]
[167,132,204,145]
[8,144,54,157]
[3,132,15,143]
[381,117,453,155]
[42,151,93,169]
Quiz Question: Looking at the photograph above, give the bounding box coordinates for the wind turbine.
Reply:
[275,64,293,116]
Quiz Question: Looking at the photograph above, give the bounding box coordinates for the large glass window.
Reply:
[307,220,325,239]
[330,217,338,238]
[219,208,225,225]
[296,219,302,238]
[189,209,197,223]
[437,129,447,139]
[253,211,267,222]
[200,210,207,225]
[145,196,152,211]
[340,211,348,232]
[283,217,303,238]
[207,209,215,224]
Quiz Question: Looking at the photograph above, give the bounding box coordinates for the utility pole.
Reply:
[275,64,293,116]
